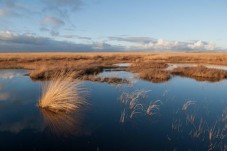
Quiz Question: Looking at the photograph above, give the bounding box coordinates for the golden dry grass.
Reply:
[171,66,227,81]
[1,52,227,82]
[38,70,86,113]
[139,69,171,82]
[129,62,170,82]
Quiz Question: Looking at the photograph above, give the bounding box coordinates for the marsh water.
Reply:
[166,63,227,71]
[0,69,227,151]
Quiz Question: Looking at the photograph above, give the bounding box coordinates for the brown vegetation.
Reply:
[139,69,171,83]
[38,71,86,113]
[29,66,105,80]
[80,75,129,84]
[29,66,129,84]
[1,52,227,82]
[128,62,170,82]
[171,66,227,81]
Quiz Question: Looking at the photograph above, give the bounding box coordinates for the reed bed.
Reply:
[172,104,227,151]
[119,90,162,123]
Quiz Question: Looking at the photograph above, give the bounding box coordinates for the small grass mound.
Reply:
[139,69,171,83]
[38,71,86,113]
[171,66,227,81]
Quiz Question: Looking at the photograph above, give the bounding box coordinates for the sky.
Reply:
[0,0,226,52]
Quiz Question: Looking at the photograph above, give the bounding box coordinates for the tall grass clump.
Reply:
[38,70,86,113]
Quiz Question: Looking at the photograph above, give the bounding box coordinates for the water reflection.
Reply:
[166,63,227,71]
[113,63,131,67]
[0,69,227,150]
[0,69,28,79]
[40,109,86,136]
[0,84,10,101]
[0,116,43,133]
[172,101,227,151]
[0,92,10,100]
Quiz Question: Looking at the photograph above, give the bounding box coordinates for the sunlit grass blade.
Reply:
[38,70,86,113]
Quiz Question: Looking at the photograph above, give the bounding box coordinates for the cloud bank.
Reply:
[0,31,219,52]
[110,36,217,51]
[0,31,122,52]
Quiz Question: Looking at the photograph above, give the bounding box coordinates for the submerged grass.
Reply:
[119,90,162,123]
[38,70,86,113]
[146,100,162,116]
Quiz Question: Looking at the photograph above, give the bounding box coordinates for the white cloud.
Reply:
[92,42,106,50]
[91,41,123,51]
[187,40,215,50]
[137,39,216,51]
[110,36,217,51]
[0,30,17,40]
[139,39,180,50]
[109,36,155,44]
[0,69,25,79]
[61,34,92,40]
[41,16,65,27]
[0,30,49,44]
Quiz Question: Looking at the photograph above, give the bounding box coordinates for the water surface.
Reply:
[0,69,226,151]
[167,63,227,71]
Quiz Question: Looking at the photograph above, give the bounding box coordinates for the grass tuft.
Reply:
[38,70,86,113]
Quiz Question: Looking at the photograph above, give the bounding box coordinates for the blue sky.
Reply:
[0,0,226,52]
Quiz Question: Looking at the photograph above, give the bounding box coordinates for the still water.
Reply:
[166,63,227,71]
[0,69,226,151]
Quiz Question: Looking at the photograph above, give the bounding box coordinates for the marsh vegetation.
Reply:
[1,53,227,150]
[2,52,227,82]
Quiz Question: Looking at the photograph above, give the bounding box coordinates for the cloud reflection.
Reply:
[0,70,26,79]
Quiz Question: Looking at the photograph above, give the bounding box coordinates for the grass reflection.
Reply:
[40,109,84,136]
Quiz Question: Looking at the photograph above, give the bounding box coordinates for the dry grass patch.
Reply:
[2,52,227,83]
[30,66,129,84]
[128,62,170,82]
[171,66,227,81]
[139,69,171,83]
[38,71,86,113]
[29,66,104,80]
